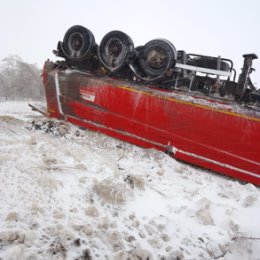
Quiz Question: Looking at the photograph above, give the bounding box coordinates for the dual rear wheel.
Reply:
[60,25,178,80]
[60,25,230,81]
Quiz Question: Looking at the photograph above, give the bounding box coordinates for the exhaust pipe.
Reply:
[237,53,258,99]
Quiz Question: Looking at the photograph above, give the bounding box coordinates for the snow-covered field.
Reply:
[0,101,259,260]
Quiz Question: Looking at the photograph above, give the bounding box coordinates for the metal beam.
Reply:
[175,63,232,77]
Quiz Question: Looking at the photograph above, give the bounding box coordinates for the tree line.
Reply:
[0,55,44,101]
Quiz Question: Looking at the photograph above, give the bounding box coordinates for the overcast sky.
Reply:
[1,0,259,85]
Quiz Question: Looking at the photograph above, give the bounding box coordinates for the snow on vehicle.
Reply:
[41,25,260,185]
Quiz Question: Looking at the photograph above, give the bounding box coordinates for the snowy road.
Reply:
[0,102,259,260]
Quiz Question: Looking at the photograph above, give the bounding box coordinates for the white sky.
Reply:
[1,0,259,85]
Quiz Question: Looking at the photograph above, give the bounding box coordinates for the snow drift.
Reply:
[0,102,259,260]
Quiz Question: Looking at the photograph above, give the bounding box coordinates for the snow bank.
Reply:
[0,101,259,260]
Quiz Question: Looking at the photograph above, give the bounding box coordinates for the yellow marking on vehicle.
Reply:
[118,85,260,122]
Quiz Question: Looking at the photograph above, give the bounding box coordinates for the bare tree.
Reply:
[0,55,44,101]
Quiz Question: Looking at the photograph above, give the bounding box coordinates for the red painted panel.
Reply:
[43,63,260,185]
[64,84,260,173]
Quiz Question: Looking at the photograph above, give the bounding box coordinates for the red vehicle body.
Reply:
[42,60,260,185]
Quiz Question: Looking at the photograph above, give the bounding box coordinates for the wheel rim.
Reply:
[68,32,84,52]
[107,39,123,58]
[146,46,167,69]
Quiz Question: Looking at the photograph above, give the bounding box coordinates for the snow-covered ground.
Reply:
[0,101,259,260]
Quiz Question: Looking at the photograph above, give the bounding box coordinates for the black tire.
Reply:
[98,31,134,71]
[61,25,95,61]
[188,57,230,72]
[138,39,177,78]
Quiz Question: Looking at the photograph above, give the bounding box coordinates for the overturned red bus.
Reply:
[41,25,260,185]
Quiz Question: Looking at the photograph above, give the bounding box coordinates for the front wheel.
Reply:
[61,25,96,61]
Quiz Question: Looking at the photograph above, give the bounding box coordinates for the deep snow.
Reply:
[0,101,259,260]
